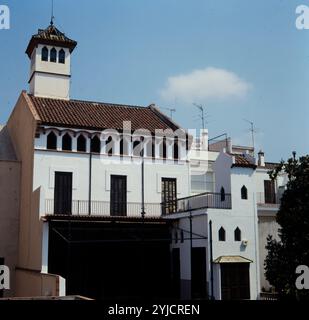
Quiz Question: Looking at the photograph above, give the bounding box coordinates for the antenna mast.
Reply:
[161,107,176,119]
[243,119,255,153]
[193,103,206,129]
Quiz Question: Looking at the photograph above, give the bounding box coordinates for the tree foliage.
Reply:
[265,154,309,299]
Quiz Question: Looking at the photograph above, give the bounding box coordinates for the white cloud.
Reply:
[159,67,251,104]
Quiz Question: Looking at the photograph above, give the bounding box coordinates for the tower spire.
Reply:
[50,0,55,25]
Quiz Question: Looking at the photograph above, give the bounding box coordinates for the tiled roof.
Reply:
[26,24,77,58]
[232,154,257,169]
[259,162,280,170]
[28,94,180,133]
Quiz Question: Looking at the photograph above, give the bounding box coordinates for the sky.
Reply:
[0,0,308,162]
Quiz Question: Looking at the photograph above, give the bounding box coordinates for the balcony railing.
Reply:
[161,192,232,215]
[45,199,161,217]
[256,192,281,207]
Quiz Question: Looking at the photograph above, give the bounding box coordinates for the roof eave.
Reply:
[25,37,77,58]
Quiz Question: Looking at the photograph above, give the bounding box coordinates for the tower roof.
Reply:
[25,23,77,58]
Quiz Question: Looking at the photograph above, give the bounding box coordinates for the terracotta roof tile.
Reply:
[26,24,77,58]
[232,154,257,169]
[28,94,180,133]
[259,162,280,170]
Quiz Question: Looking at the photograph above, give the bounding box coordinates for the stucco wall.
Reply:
[0,159,20,296]
[33,150,190,217]
[6,92,42,271]
[15,269,65,297]
[170,211,208,299]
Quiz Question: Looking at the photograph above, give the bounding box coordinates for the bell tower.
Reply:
[25,22,77,100]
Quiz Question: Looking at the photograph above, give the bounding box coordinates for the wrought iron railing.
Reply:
[45,199,161,217]
[161,192,232,215]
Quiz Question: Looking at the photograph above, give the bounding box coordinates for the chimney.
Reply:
[258,150,265,167]
[200,129,208,150]
[227,137,232,154]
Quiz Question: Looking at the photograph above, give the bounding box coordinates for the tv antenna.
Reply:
[193,103,206,129]
[243,119,258,153]
[161,107,176,119]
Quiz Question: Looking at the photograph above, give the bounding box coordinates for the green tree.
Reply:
[265,154,309,299]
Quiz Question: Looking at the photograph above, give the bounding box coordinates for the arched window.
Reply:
[174,137,179,161]
[220,187,225,201]
[162,137,167,159]
[133,140,142,157]
[219,227,226,241]
[106,136,113,156]
[50,48,57,63]
[91,136,101,153]
[42,46,48,61]
[146,139,151,158]
[47,131,57,150]
[241,185,248,200]
[234,227,241,242]
[59,49,65,64]
[62,133,72,151]
[77,134,86,152]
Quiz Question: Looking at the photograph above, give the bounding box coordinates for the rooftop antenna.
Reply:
[243,119,257,154]
[161,107,176,119]
[50,0,55,25]
[193,103,206,129]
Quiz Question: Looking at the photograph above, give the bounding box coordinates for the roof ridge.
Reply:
[28,94,146,109]
[69,98,146,109]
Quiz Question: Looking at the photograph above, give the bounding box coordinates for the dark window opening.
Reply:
[120,138,124,156]
[59,49,65,64]
[77,134,86,152]
[50,48,57,63]
[133,140,143,157]
[106,136,113,156]
[163,138,167,159]
[181,230,184,243]
[42,46,48,61]
[191,247,207,299]
[241,185,248,200]
[234,227,241,242]
[220,187,226,201]
[264,180,276,204]
[219,227,226,241]
[91,136,101,153]
[161,178,177,214]
[62,133,72,151]
[174,138,179,161]
[175,231,178,244]
[47,131,57,150]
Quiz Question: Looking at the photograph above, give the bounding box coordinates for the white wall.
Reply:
[29,44,71,99]
[170,211,208,299]
[213,151,233,194]
[30,73,70,100]
[33,150,190,217]
[208,153,260,300]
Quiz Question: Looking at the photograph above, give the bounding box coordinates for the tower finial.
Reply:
[50,0,55,25]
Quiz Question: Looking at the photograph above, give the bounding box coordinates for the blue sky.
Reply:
[0,0,308,161]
